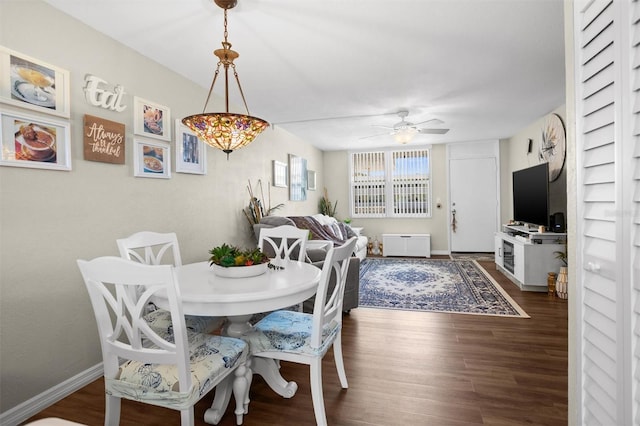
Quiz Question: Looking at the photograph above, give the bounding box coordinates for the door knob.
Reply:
[587,262,600,273]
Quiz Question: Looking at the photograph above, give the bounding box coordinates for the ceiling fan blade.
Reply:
[418,128,450,134]
[358,132,390,140]
[372,124,395,130]
[272,111,398,125]
[413,118,444,126]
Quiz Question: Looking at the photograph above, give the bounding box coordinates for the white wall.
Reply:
[499,105,567,225]
[322,144,450,253]
[0,1,323,412]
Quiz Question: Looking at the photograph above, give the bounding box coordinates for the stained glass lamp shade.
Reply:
[182,1,268,158]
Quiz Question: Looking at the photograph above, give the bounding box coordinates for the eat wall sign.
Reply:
[83,74,126,112]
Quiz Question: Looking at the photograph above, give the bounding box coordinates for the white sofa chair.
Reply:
[308,214,368,260]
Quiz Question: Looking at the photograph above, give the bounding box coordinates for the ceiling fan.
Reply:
[362,110,450,143]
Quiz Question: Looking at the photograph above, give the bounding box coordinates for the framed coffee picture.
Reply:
[133,138,171,179]
[0,46,71,118]
[0,110,71,171]
[133,96,171,141]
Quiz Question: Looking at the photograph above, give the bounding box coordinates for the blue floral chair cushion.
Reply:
[242,310,340,356]
[108,332,246,410]
[144,308,222,335]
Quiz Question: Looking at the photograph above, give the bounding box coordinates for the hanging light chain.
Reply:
[223,8,229,44]
[232,64,252,116]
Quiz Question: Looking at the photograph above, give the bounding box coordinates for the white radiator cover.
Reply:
[382,234,431,257]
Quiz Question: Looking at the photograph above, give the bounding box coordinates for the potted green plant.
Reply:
[209,243,270,278]
[319,188,337,217]
[243,179,284,226]
[554,242,567,267]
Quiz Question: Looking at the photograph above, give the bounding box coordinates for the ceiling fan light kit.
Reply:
[181,0,268,158]
[393,127,418,144]
[364,109,450,144]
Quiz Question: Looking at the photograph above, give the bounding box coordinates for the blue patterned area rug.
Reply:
[359,258,529,318]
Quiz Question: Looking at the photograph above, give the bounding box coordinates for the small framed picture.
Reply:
[0,46,71,118]
[307,170,317,191]
[272,160,287,187]
[0,110,71,171]
[175,119,206,175]
[133,96,171,141]
[133,139,171,179]
[289,154,307,201]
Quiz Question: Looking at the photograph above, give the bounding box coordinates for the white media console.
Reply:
[495,224,566,292]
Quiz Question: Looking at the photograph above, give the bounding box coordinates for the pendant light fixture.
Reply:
[182,0,268,159]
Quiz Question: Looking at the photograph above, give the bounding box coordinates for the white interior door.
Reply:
[449,157,498,252]
[573,1,638,424]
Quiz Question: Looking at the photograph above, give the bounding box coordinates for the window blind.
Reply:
[350,148,430,218]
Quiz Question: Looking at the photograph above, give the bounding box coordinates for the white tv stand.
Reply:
[495,224,566,292]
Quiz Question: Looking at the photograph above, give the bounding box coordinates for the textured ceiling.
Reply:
[44,0,566,151]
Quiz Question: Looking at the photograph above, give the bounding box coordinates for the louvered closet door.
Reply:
[574,0,639,424]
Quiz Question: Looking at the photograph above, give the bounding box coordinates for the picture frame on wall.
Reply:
[133,138,171,179]
[307,170,317,191]
[0,46,71,118]
[272,160,287,187]
[133,96,171,141]
[0,110,71,171]
[83,114,126,164]
[288,154,307,201]
[175,119,206,175]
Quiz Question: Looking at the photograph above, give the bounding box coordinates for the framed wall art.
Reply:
[272,160,287,187]
[307,170,317,191]
[83,114,125,164]
[0,110,71,171]
[133,96,171,141]
[288,154,307,201]
[133,139,171,179]
[0,46,71,118]
[175,119,206,175]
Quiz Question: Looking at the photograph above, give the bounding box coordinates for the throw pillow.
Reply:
[312,214,337,226]
[260,216,295,227]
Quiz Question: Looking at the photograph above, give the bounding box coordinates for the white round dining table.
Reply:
[152,260,321,424]
[167,260,321,318]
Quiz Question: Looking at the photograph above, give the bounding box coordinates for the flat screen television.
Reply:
[512,162,549,229]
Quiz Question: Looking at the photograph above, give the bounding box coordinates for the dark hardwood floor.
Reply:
[25,260,567,426]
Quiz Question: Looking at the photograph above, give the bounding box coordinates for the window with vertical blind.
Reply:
[349,148,431,218]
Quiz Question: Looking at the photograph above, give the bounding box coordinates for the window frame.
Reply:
[348,146,432,219]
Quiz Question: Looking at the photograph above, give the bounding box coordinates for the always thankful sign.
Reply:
[83,114,125,164]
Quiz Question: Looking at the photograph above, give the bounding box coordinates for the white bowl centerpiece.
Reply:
[209,243,270,278]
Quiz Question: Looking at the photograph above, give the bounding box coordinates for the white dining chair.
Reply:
[258,225,311,313]
[258,225,309,264]
[241,237,357,426]
[77,256,250,426]
[116,231,223,334]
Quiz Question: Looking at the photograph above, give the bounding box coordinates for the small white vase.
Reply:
[556,266,568,299]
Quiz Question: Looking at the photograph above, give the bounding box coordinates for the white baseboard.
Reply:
[0,363,103,426]
[431,249,449,256]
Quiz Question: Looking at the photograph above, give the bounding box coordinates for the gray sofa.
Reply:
[253,216,360,313]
